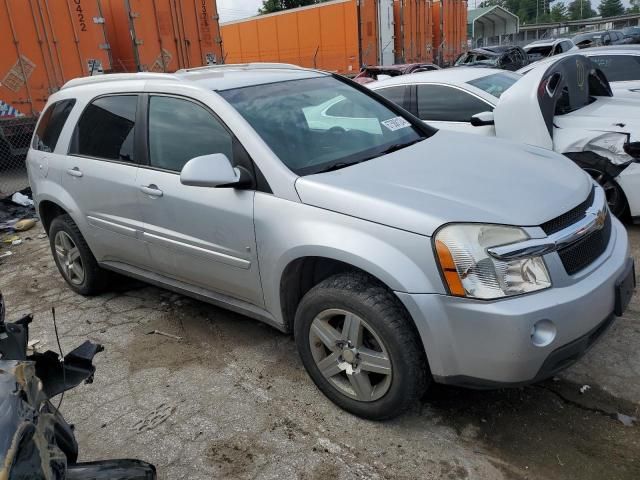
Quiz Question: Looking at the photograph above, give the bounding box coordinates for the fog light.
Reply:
[530,320,556,347]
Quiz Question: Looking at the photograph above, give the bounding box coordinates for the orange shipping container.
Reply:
[102,0,223,72]
[221,0,384,74]
[0,0,111,118]
[0,0,110,163]
[393,0,434,64]
[432,0,467,65]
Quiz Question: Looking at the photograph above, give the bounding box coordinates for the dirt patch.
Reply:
[206,435,270,478]
[426,380,640,480]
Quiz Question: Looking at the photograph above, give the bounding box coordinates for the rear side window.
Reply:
[590,55,640,82]
[374,86,412,112]
[71,95,137,163]
[147,96,233,172]
[417,85,490,122]
[33,99,76,152]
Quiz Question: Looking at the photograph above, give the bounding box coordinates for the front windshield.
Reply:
[467,72,520,99]
[456,52,498,66]
[219,76,428,175]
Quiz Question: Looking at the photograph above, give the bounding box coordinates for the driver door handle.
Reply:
[140,184,163,198]
[66,167,83,178]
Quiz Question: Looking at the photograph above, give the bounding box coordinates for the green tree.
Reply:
[549,2,568,20]
[567,0,597,19]
[599,0,625,16]
[629,0,640,13]
[259,0,328,14]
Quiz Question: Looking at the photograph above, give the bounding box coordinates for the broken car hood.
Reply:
[295,130,591,236]
[494,55,616,150]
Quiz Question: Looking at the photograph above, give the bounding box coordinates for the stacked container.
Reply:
[0,0,111,166]
[393,0,434,64]
[432,0,468,65]
[101,0,224,72]
[223,0,412,74]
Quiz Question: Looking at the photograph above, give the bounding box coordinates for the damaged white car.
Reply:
[369,55,640,220]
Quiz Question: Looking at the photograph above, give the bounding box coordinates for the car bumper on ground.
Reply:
[397,217,634,387]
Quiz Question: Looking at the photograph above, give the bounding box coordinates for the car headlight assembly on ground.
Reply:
[435,224,552,299]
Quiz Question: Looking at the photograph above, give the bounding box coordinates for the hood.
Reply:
[295,130,591,236]
[555,95,640,137]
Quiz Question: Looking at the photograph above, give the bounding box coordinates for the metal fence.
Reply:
[0,117,35,198]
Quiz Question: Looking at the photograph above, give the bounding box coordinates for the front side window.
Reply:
[374,86,412,112]
[148,96,233,172]
[416,84,490,122]
[590,55,640,82]
[71,95,136,162]
[219,76,429,175]
[33,99,76,152]
[467,72,520,99]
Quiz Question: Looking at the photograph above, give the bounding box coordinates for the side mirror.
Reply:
[470,111,495,127]
[180,154,252,188]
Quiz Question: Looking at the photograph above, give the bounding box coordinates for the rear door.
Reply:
[136,90,263,306]
[63,94,150,267]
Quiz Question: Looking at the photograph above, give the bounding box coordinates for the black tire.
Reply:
[49,214,111,296]
[294,272,429,420]
[566,152,629,219]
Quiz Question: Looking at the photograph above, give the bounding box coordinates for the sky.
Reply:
[217,0,263,22]
[216,0,633,23]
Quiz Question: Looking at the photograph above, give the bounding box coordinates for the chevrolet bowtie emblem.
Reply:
[594,209,607,230]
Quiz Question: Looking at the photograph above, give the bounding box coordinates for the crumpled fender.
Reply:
[555,129,635,166]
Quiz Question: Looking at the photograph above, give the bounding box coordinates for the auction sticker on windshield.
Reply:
[381,117,411,131]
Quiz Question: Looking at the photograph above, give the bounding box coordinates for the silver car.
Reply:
[27,64,635,420]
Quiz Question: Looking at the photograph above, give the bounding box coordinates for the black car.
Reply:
[454,46,529,71]
[572,30,627,49]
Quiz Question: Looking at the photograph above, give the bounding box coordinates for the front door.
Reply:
[137,94,263,306]
[415,84,496,136]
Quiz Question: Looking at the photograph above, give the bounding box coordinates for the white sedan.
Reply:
[366,56,640,221]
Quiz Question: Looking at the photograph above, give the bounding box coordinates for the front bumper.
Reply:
[397,217,633,386]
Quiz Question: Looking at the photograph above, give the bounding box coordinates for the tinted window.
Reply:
[562,41,573,51]
[375,86,412,111]
[72,95,136,162]
[590,55,640,82]
[220,76,427,176]
[33,99,76,152]
[417,85,490,122]
[148,96,233,172]
[467,72,519,99]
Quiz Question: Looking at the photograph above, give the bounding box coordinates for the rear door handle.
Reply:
[140,184,163,198]
[66,167,83,178]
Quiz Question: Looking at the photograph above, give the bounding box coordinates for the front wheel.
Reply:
[582,166,628,219]
[294,272,429,420]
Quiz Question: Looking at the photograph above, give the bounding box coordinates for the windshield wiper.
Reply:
[315,138,425,174]
[375,137,425,156]
[316,161,362,173]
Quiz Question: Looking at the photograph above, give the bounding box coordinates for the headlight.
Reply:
[434,224,551,300]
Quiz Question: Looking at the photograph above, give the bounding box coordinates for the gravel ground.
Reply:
[0,223,638,480]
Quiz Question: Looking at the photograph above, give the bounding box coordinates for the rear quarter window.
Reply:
[32,99,76,152]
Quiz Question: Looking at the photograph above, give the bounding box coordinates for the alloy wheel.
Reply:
[308,308,392,402]
[54,231,85,286]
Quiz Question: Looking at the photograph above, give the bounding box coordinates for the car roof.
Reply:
[368,66,509,88]
[525,38,563,47]
[61,64,328,93]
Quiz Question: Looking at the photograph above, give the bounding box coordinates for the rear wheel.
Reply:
[49,215,111,295]
[294,272,429,420]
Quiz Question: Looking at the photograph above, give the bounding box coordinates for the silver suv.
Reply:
[27,64,635,420]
